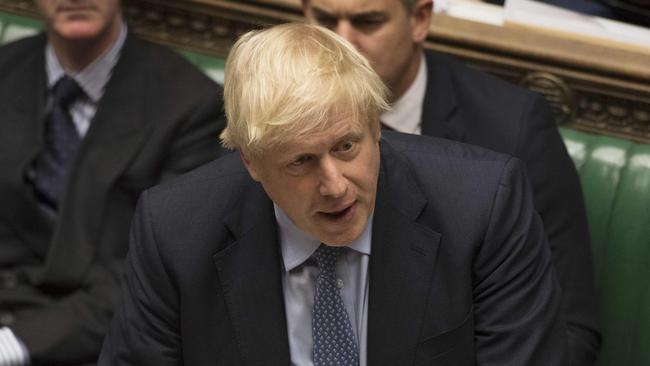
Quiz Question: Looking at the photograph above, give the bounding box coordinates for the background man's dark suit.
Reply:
[421,50,599,362]
[100,132,568,365]
[0,32,226,365]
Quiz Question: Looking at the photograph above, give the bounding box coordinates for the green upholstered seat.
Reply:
[192,53,225,85]
[176,49,225,85]
[0,12,42,45]
[561,127,650,365]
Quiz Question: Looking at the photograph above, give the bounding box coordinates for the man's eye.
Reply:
[335,141,357,154]
[315,16,338,29]
[290,155,312,166]
[338,141,354,151]
[351,18,384,31]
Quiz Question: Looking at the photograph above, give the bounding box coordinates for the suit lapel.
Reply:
[420,51,465,142]
[367,140,442,365]
[0,34,52,257]
[213,190,291,365]
[41,34,151,286]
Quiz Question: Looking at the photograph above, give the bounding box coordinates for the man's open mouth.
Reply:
[320,202,356,221]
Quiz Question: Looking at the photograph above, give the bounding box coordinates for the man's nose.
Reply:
[318,158,347,198]
[335,21,357,45]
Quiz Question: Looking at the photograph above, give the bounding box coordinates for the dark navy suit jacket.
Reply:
[100,132,569,365]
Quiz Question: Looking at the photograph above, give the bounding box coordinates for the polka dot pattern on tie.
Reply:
[312,244,359,366]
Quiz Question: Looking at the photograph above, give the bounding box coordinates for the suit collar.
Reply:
[420,50,465,141]
[367,138,442,364]
[213,186,292,365]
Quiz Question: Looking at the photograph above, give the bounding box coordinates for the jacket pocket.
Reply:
[413,306,474,365]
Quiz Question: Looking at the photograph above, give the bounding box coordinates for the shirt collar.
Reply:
[380,53,427,134]
[275,204,373,272]
[45,22,128,102]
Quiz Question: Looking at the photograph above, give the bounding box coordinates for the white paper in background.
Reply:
[504,0,650,49]
[435,0,506,26]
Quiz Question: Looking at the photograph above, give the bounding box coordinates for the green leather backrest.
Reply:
[561,127,650,365]
[0,12,42,45]
[176,49,225,85]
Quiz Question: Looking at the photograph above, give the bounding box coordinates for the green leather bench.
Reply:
[2,10,649,365]
[561,128,650,366]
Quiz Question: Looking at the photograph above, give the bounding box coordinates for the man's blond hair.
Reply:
[220,23,389,158]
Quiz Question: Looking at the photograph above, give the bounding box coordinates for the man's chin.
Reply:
[54,22,104,41]
[316,226,365,247]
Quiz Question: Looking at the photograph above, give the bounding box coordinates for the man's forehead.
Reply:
[309,0,397,16]
[275,120,364,154]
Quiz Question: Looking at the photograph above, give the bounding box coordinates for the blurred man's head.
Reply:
[221,23,389,246]
[302,0,432,102]
[35,0,123,69]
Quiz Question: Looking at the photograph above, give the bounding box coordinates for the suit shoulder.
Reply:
[125,36,221,94]
[382,131,511,164]
[0,34,45,69]
[426,50,538,105]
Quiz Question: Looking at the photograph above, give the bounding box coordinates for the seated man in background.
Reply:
[0,0,226,364]
[302,0,600,363]
[100,22,568,365]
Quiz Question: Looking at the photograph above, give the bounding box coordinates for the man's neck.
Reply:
[389,47,423,104]
[380,52,427,134]
[48,17,124,72]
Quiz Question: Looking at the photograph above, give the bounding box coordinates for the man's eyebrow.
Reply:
[311,6,386,21]
[311,6,337,19]
[337,129,364,142]
[350,11,387,21]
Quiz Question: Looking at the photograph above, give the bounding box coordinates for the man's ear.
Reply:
[411,0,433,43]
[240,152,261,182]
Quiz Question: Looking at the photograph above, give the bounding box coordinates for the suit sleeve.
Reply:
[473,157,569,365]
[98,191,181,365]
[515,96,600,365]
[10,258,124,365]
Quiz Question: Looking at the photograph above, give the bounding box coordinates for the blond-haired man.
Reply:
[302,0,600,364]
[100,23,567,365]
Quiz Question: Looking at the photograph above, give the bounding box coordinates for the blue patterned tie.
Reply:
[312,244,360,366]
[32,76,84,216]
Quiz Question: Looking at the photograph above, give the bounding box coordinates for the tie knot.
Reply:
[313,244,341,274]
[52,76,84,107]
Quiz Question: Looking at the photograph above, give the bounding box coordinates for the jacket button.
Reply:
[0,312,15,326]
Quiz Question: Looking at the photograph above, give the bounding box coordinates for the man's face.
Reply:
[35,0,122,41]
[303,0,430,101]
[243,117,380,246]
